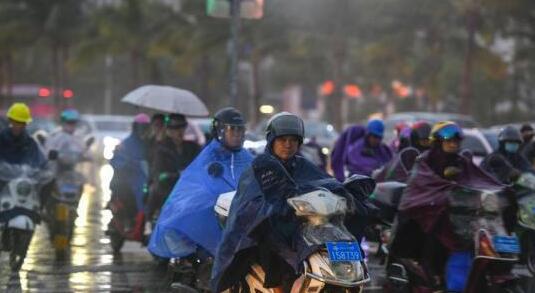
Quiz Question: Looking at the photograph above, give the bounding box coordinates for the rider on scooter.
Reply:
[148,107,253,260]
[211,112,371,292]
[481,126,534,184]
[45,109,92,164]
[394,121,503,290]
[0,103,46,167]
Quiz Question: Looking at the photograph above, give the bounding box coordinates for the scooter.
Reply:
[214,175,373,293]
[44,139,92,259]
[385,185,523,293]
[0,161,54,270]
[513,173,535,275]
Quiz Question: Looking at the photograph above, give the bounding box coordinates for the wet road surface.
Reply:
[0,163,533,292]
[0,164,167,292]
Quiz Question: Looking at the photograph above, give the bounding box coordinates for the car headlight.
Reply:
[103,136,121,160]
[321,147,330,155]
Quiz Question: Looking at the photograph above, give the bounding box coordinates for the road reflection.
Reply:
[1,163,164,292]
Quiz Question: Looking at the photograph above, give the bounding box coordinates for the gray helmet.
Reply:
[265,112,305,143]
[498,126,522,143]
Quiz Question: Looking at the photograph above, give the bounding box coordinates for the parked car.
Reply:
[77,115,132,161]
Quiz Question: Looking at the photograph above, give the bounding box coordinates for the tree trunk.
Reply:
[250,53,261,126]
[130,49,141,87]
[459,8,479,115]
[51,43,61,110]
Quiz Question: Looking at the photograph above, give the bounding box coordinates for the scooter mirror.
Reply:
[343,174,376,198]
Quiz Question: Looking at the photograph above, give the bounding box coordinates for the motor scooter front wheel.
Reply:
[108,226,125,254]
[8,228,34,271]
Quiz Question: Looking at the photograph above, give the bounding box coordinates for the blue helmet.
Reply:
[60,109,80,123]
[367,119,384,137]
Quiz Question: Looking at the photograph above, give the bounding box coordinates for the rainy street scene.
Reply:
[1,0,535,292]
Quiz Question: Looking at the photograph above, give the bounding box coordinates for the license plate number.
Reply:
[493,236,520,254]
[326,242,363,262]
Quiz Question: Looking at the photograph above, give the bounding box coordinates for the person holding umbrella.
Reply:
[146,114,201,224]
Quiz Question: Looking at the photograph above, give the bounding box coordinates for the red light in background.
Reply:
[38,87,51,97]
[320,80,335,96]
[63,89,74,99]
[344,84,362,98]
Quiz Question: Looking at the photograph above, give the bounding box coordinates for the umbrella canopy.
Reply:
[121,85,209,117]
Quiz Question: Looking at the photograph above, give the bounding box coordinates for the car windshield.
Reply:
[481,130,499,151]
[306,121,338,139]
[27,118,57,134]
[95,121,131,132]
[461,134,488,156]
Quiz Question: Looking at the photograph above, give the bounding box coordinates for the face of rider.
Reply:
[166,126,185,144]
[63,121,77,134]
[223,124,245,150]
[522,130,534,143]
[9,119,26,137]
[272,135,300,162]
[367,134,382,148]
[418,138,431,150]
[441,138,461,154]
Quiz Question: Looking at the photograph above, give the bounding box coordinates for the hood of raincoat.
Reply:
[346,136,393,177]
[398,151,503,234]
[109,133,148,211]
[148,140,253,258]
[331,125,366,181]
[210,150,368,292]
[0,128,46,168]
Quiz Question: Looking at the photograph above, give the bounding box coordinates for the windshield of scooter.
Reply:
[288,190,355,246]
[0,162,25,182]
[448,187,507,244]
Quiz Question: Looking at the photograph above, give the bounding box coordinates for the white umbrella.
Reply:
[121,85,209,117]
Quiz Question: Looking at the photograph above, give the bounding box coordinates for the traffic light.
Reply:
[63,89,74,99]
[343,84,362,99]
[320,80,335,96]
[38,87,51,97]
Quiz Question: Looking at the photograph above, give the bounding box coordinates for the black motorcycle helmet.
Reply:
[265,112,305,145]
[211,107,246,150]
[498,126,522,143]
[410,121,432,150]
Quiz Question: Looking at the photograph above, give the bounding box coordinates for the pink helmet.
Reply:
[134,113,150,124]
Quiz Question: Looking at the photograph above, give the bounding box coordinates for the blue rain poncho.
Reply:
[148,140,253,258]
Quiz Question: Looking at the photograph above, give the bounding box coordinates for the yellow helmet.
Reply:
[430,121,463,141]
[6,103,32,123]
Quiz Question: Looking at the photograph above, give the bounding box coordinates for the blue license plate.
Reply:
[493,236,520,254]
[60,184,79,194]
[326,242,363,262]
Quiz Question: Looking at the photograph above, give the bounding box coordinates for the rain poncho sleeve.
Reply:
[148,140,253,258]
[109,134,148,212]
[211,153,369,292]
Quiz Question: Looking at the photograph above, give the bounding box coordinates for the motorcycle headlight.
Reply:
[331,261,362,282]
[16,181,32,197]
[519,207,535,229]
[289,200,317,215]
